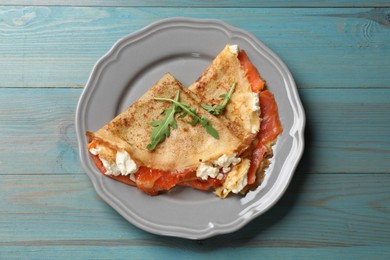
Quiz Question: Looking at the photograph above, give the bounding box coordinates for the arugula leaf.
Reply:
[153,91,220,141]
[201,82,236,115]
[146,92,181,151]
[199,116,219,139]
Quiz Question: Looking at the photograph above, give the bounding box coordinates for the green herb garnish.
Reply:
[201,82,236,115]
[147,91,219,151]
[146,92,181,151]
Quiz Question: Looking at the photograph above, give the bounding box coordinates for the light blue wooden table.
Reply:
[1,1,389,259]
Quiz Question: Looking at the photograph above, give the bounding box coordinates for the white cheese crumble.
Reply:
[89,146,137,181]
[196,154,244,181]
[89,147,101,155]
[116,150,138,177]
[229,44,238,55]
[196,163,219,180]
[100,157,120,176]
[213,154,241,173]
[252,92,261,114]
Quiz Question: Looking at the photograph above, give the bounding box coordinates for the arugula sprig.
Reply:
[146,92,181,151]
[147,91,219,151]
[201,82,236,115]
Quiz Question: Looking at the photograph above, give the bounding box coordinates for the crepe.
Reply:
[86,45,282,198]
[189,45,261,151]
[188,45,282,198]
[87,73,244,195]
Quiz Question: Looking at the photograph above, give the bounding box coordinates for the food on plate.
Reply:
[86,45,282,198]
[87,73,246,195]
[189,44,282,197]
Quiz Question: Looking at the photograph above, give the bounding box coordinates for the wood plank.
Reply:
[0,1,389,7]
[0,88,82,174]
[0,173,389,258]
[0,7,389,88]
[300,88,390,174]
[0,87,389,175]
[0,247,389,259]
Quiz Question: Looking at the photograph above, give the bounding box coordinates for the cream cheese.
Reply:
[116,150,138,176]
[229,44,238,55]
[100,157,120,176]
[89,145,138,181]
[89,147,101,155]
[197,154,243,181]
[196,163,219,180]
[252,92,261,114]
[213,154,241,173]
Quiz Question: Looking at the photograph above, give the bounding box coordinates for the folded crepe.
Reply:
[189,45,282,198]
[87,45,282,198]
[189,45,262,149]
[87,73,246,195]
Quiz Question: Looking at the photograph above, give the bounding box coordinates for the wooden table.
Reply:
[1,1,389,258]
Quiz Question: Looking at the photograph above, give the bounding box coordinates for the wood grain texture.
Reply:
[1,0,389,7]
[0,87,389,175]
[0,247,389,259]
[0,1,389,258]
[0,7,389,88]
[0,88,81,174]
[0,173,389,258]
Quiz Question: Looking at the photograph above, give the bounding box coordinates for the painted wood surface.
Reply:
[0,7,389,89]
[0,1,389,259]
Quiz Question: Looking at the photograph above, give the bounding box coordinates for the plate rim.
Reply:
[75,17,305,239]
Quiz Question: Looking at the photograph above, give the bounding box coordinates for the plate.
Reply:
[75,18,305,239]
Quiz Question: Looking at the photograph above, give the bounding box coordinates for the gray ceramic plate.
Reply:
[76,18,305,239]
